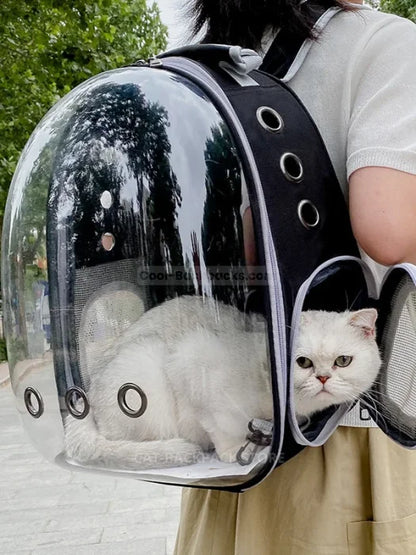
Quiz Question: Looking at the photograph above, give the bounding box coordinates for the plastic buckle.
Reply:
[236,419,273,466]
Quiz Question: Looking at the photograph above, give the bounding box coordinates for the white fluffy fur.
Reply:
[65,296,272,469]
[293,308,382,418]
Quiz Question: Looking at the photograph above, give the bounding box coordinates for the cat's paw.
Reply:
[168,439,204,466]
[216,445,243,464]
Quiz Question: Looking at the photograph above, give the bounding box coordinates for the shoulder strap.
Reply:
[260,4,338,79]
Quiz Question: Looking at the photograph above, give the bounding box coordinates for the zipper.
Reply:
[288,255,378,445]
[382,262,416,288]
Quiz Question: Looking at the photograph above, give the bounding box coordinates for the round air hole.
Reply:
[256,106,284,133]
[24,387,44,419]
[101,232,115,252]
[118,383,148,418]
[280,153,304,182]
[100,190,113,209]
[65,387,89,419]
[298,200,320,229]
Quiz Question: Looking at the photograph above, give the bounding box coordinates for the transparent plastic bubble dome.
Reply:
[1,65,277,488]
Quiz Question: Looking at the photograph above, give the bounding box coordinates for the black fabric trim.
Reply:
[260,4,328,79]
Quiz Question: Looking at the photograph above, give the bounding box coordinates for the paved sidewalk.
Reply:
[0,361,9,387]
[0,382,182,554]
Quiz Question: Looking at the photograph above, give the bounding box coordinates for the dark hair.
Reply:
[188,0,349,50]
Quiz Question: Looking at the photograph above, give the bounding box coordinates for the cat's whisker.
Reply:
[359,395,389,429]
[358,401,378,418]
[360,394,384,412]
[363,388,394,403]
[343,290,350,310]
[360,391,387,407]
[338,391,360,403]
[367,384,410,406]
[346,290,361,312]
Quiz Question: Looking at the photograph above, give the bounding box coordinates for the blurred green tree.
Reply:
[0,0,167,219]
[369,0,416,22]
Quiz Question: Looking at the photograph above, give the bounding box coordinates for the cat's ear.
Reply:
[348,308,378,338]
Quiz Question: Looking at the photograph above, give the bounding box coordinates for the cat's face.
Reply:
[293,309,382,418]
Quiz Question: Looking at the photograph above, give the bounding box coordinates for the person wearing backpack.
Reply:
[174,1,416,553]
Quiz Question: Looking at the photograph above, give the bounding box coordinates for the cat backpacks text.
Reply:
[3,7,416,492]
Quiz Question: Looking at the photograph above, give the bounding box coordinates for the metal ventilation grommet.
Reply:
[65,386,90,419]
[297,200,320,229]
[280,152,304,183]
[100,190,113,209]
[24,387,44,419]
[256,106,284,133]
[118,383,148,418]
[101,232,116,252]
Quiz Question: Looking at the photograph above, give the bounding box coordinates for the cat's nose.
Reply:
[317,375,329,384]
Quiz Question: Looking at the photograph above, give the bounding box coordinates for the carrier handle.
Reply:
[158,44,262,76]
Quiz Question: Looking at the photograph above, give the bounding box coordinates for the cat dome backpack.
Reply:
[3,6,416,492]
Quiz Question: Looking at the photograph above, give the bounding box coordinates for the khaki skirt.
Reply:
[174,427,416,555]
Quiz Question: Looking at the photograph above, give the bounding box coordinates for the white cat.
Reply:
[64,297,381,470]
[65,295,272,469]
[293,308,382,419]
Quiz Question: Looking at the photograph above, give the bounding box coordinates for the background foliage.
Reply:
[0,0,167,220]
[375,0,416,21]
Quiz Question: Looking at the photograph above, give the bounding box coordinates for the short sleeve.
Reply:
[347,17,416,179]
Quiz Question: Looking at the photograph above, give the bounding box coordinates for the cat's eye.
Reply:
[296,356,313,369]
[334,355,353,368]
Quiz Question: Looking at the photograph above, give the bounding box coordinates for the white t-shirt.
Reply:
[283,4,416,193]
[265,5,416,426]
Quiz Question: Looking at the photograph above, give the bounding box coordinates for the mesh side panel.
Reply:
[385,294,416,415]
[379,275,416,439]
[74,260,148,387]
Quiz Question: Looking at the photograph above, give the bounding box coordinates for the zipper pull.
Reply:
[130,58,163,68]
[148,57,163,68]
